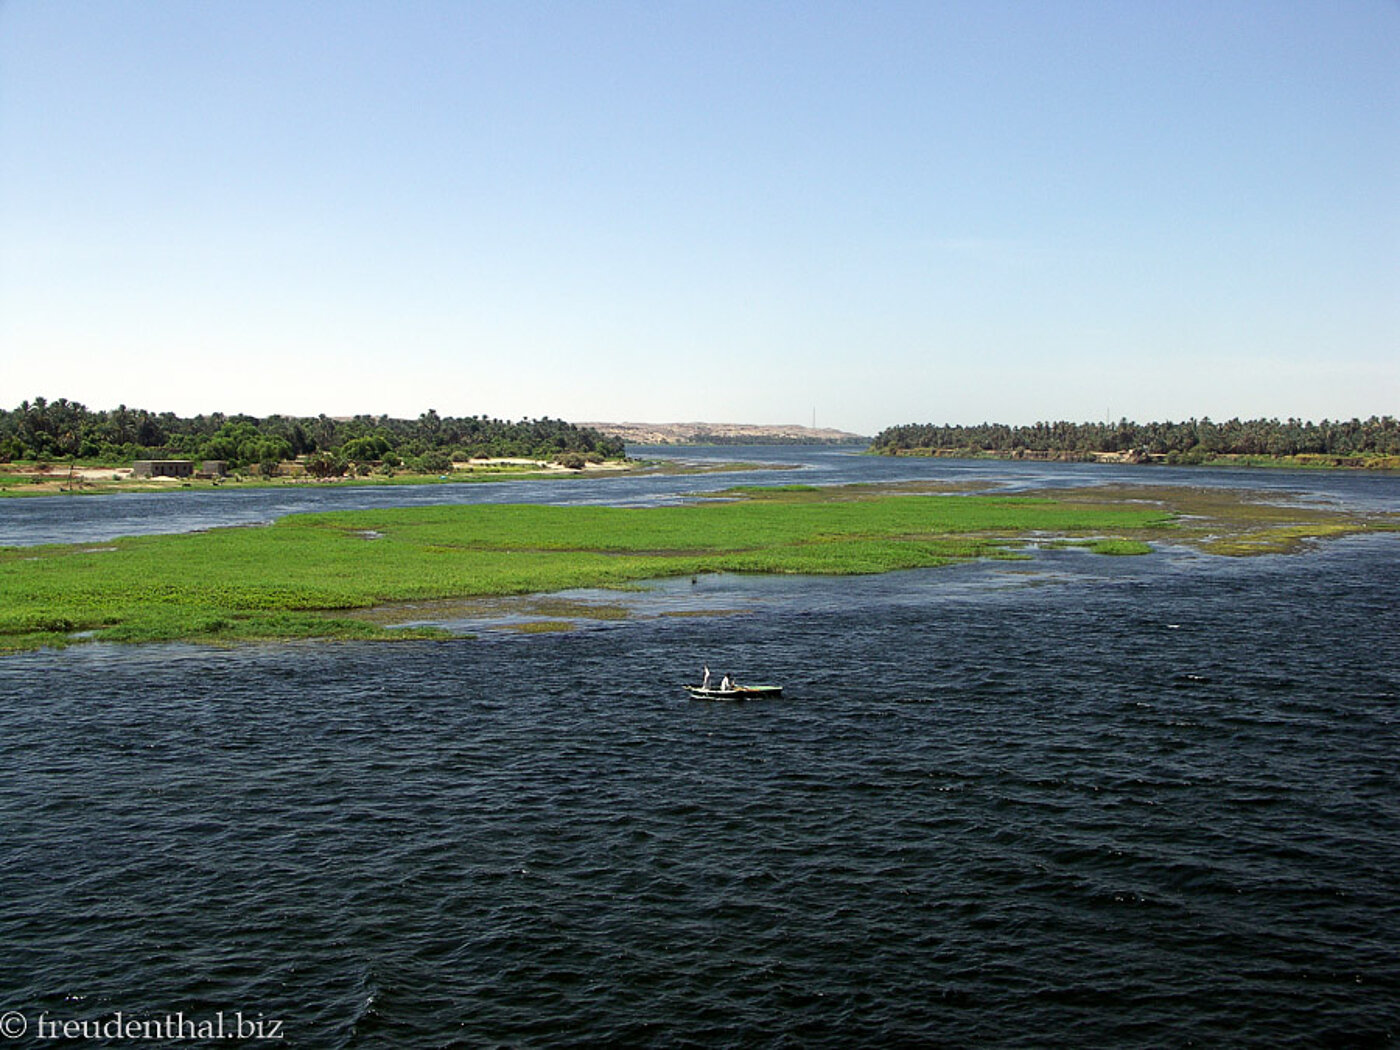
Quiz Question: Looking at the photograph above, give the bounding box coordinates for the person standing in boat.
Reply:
[702,666,711,689]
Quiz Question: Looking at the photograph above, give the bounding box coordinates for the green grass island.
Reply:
[3,482,1395,653]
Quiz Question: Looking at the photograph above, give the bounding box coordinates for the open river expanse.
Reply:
[1,449,1397,1047]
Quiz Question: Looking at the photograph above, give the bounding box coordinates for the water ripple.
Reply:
[1,506,1397,1047]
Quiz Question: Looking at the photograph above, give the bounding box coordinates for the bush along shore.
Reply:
[2,482,1394,652]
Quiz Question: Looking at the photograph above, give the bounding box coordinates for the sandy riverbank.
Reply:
[0,457,636,496]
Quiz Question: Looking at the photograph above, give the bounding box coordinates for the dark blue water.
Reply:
[1,455,1398,1047]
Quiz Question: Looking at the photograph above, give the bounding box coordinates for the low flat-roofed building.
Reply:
[131,459,195,478]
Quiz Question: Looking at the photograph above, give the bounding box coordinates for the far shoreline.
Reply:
[873,447,1400,472]
[5,443,1399,500]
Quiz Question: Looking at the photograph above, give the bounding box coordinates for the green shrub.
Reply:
[415,451,453,473]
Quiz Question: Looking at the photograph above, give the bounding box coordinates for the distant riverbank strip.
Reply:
[2,483,1394,652]
[872,417,1400,469]
[877,447,1400,470]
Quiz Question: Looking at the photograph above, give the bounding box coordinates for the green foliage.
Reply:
[304,451,345,478]
[0,398,627,465]
[875,416,1400,459]
[342,434,390,460]
[414,450,453,474]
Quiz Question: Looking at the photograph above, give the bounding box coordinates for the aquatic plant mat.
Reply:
[1,483,1393,650]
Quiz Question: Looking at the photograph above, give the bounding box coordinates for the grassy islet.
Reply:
[1,483,1391,651]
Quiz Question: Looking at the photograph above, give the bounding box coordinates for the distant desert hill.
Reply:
[581,421,869,445]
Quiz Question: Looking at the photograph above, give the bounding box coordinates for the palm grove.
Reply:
[1,399,626,475]
[873,417,1400,463]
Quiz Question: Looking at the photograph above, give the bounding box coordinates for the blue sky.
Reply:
[2,1,1396,435]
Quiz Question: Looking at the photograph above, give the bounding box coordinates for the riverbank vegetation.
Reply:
[874,417,1400,467]
[0,457,635,498]
[2,483,1393,652]
[0,453,771,498]
[0,397,625,474]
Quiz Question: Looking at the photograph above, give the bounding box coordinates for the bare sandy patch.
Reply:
[451,457,631,474]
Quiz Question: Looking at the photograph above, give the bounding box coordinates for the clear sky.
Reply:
[2,1,1396,435]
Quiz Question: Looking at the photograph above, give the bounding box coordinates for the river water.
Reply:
[1,450,1397,1047]
[5,445,1400,547]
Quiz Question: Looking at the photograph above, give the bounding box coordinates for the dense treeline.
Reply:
[0,398,625,472]
[873,417,1400,461]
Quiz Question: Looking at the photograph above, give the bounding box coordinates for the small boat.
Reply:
[684,683,783,700]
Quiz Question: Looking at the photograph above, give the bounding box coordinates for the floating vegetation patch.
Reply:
[1037,538,1154,556]
[1199,522,1365,556]
[1039,484,1397,557]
